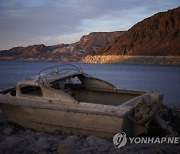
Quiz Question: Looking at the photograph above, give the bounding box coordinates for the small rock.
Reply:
[86,136,112,150]
[79,148,92,154]
[57,142,80,154]
[24,129,33,135]
[25,136,36,144]
[35,131,46,136]
[56,135,82,154]
[47,136,62,145]
[3,127,13,135]
[30,137,51,153]
[66,135,79,142]
[83,140,89,148]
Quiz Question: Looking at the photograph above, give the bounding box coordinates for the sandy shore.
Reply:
[82,55,180,65]
[0,110,179,154]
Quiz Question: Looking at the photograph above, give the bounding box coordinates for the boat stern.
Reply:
[122,92,163,136]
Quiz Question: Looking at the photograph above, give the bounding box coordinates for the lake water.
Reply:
[0,60,180,105]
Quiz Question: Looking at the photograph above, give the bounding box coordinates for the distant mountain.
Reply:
[0,31,125,61]
[93,7,180,56]
[1,7,180,62]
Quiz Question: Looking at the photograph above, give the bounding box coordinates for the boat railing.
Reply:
[37,63,83,83]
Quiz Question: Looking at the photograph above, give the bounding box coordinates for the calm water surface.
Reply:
[0,60,180,105]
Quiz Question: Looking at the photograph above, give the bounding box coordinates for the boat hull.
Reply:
[0,103,134,137]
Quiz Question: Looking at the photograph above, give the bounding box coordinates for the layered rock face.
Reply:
[93,7,180,56]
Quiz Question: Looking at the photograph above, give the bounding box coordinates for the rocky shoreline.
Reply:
[0,109,179,154]
[1,56,180,66]
[82,56,180,65]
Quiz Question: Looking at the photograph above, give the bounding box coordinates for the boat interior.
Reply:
[51,75,142,106]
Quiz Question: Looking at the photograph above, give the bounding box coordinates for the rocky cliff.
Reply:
[78,32,125,54]
[93,7,180,56]
[0,31,125,61]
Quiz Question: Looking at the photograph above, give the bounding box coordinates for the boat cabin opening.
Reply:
[20,85,43,96]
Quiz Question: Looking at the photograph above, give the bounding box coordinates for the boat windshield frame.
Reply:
[39,63,83,76]
[36,63,84,86]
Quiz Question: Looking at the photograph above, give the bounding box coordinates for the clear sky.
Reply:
[0,0,180,50]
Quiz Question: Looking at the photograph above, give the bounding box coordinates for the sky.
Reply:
[0,0,180,50]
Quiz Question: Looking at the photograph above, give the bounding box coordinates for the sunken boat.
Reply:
[0,64,163,137]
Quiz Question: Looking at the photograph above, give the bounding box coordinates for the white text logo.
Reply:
[113,132,128,148]
[113,132,180,148]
